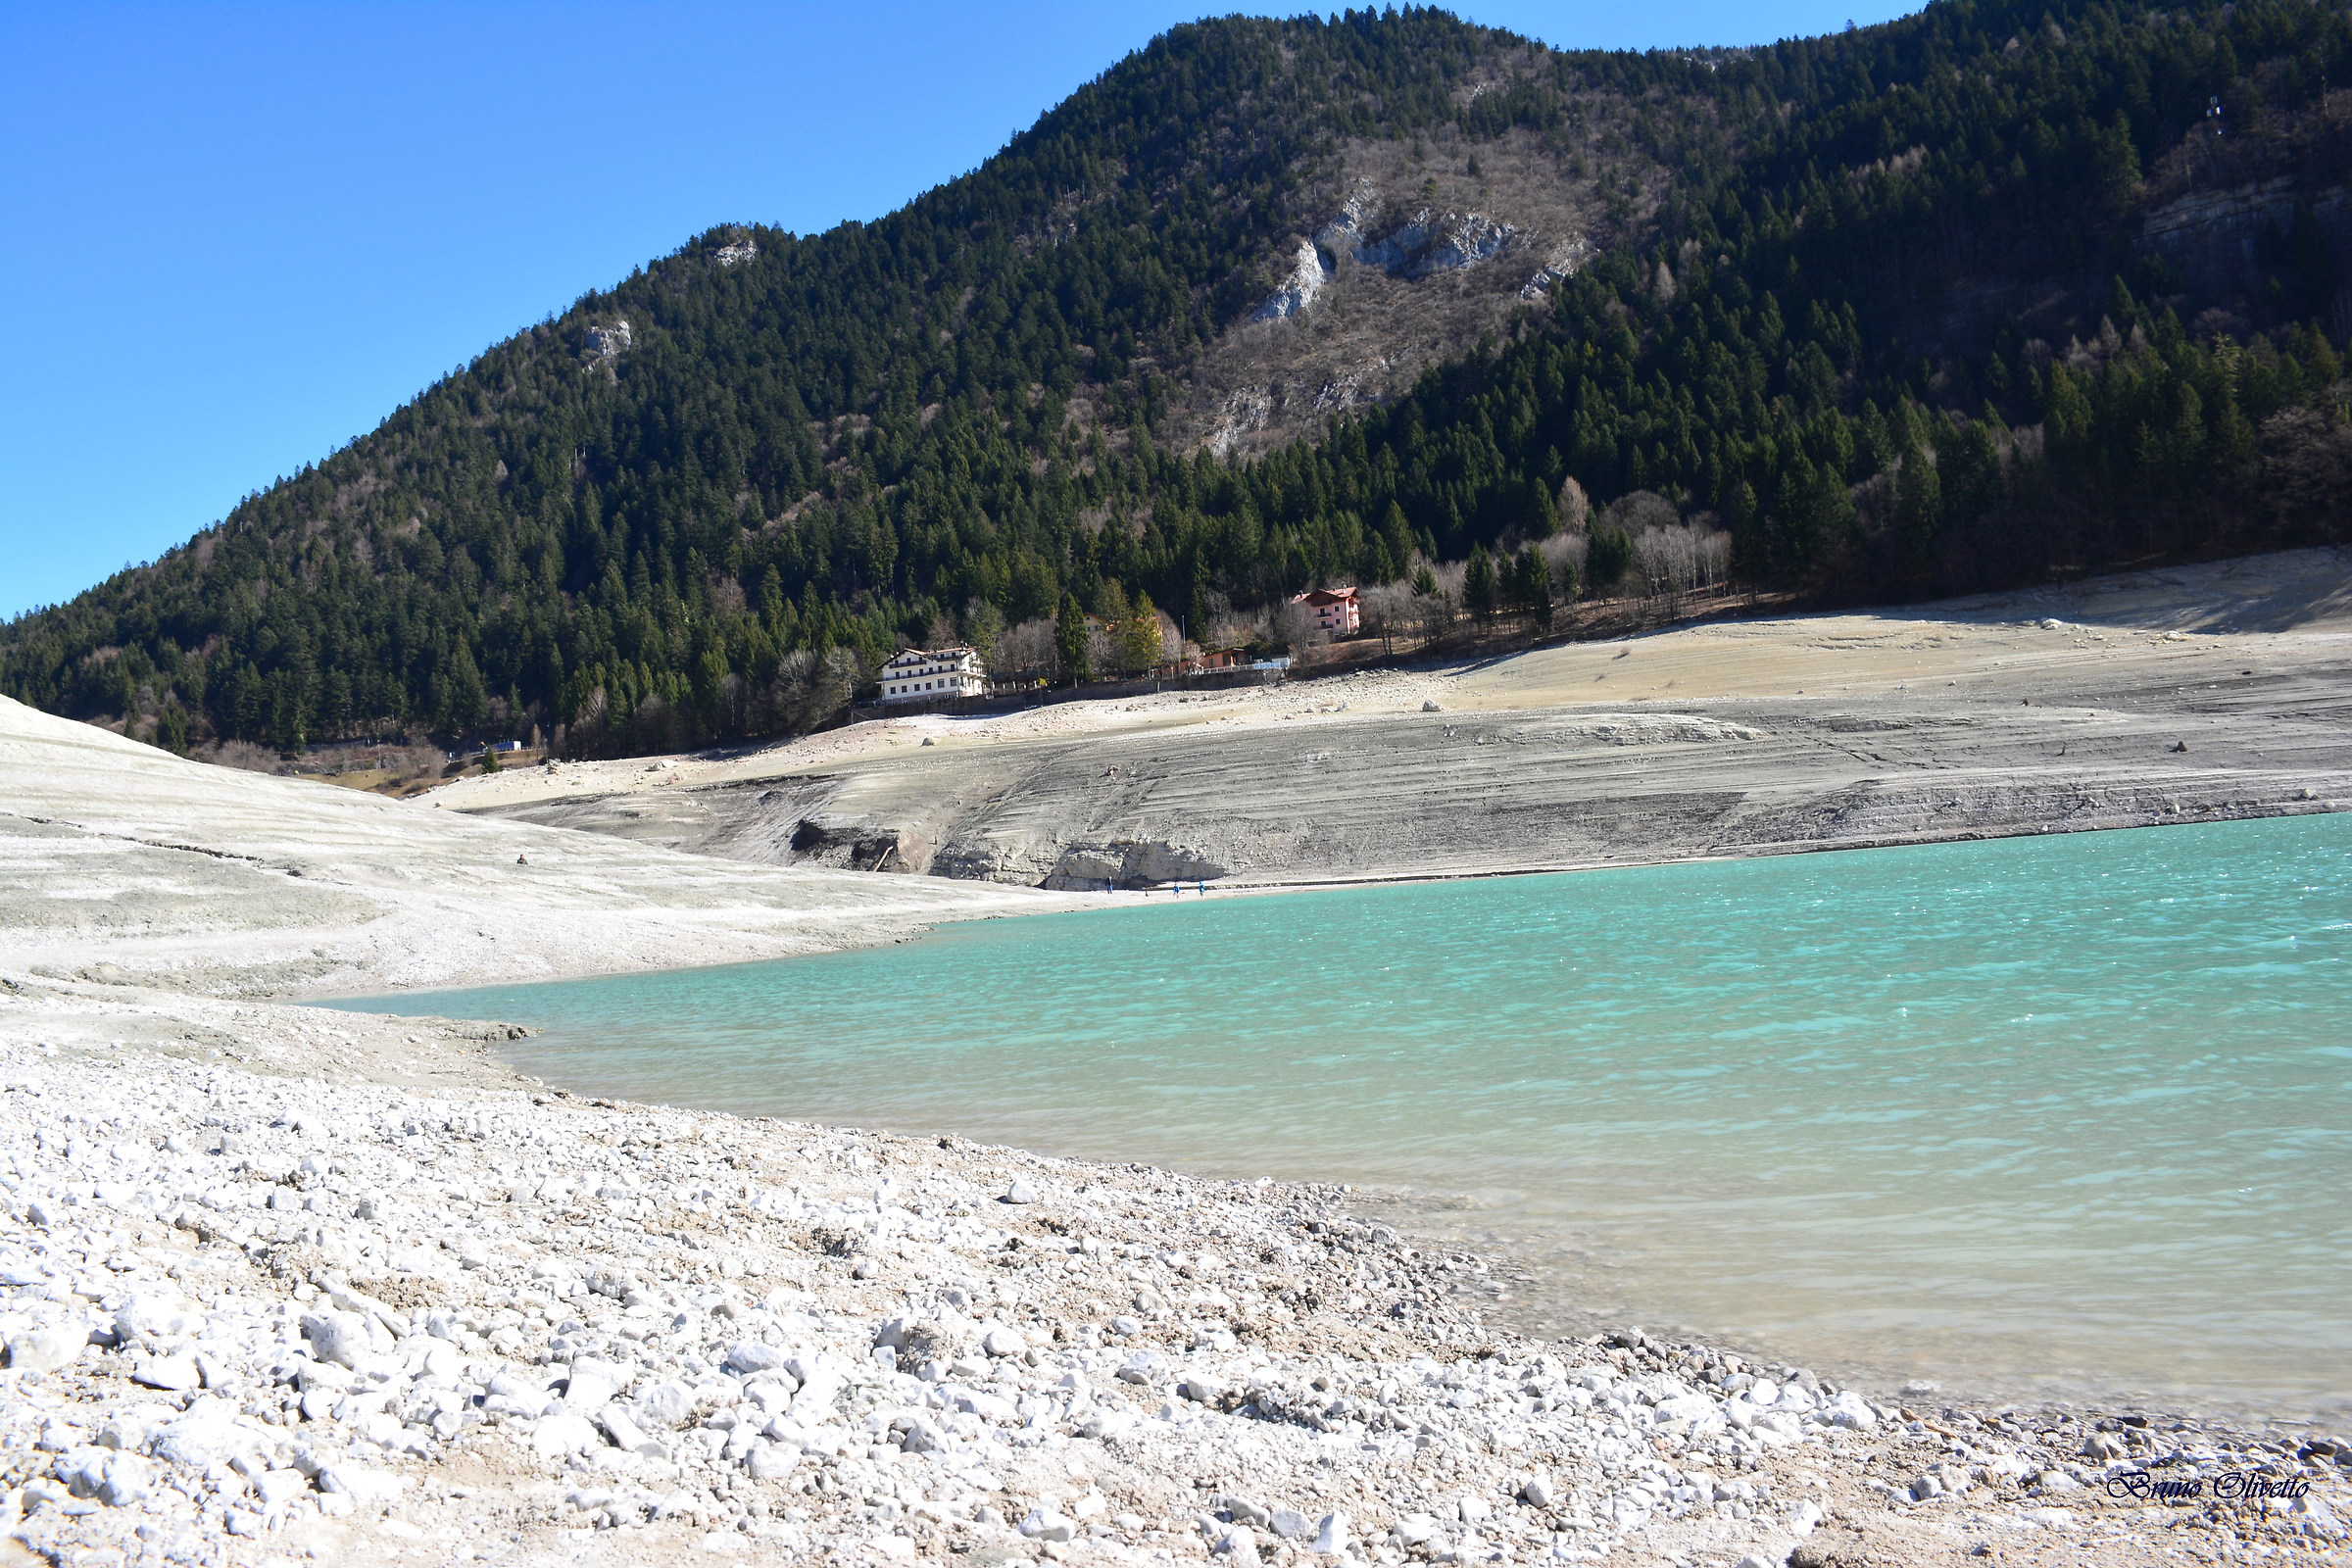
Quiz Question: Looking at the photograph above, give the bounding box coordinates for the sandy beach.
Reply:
[5,553,2352,1567]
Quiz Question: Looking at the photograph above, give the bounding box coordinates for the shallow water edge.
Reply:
[326,815,2352,1428]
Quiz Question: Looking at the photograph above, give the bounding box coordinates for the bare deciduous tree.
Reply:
[994,617,1060,680]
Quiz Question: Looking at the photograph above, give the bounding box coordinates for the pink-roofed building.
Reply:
[1289,585,1361,635]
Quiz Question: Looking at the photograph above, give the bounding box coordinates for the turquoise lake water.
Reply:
[337,815,2352,1419]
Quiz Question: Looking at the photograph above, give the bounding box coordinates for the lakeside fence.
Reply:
[849,665,1285,724]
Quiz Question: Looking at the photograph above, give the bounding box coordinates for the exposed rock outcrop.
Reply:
[1036,840,1230,891]
[581,319,632,368]
[1252,237,1331,319]
[1352,206,1516,278]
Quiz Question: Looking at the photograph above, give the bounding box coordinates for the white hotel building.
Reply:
[878,647,988,704]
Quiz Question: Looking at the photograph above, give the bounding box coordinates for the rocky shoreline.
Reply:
[2,978,2346,1568]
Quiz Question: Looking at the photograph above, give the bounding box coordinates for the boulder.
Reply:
[529,1411,604,1458]
[132,1352,201,1392]
[1312,1511,1351,1555]
[723,1341,789,1375]
[563,1356,626,1413]
[299,1308,369,1370]
[4,1325,86,1373]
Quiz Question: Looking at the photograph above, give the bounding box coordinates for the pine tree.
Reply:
[1464,545,1498,622]
[1054,594,1092,685]
[1587,528,1633,596]
[1894,446,1942,578]
[1514,547,1553,628]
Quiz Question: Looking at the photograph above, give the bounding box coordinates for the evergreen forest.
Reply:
[7,0,2352,760]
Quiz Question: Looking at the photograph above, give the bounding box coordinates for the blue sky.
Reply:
[0,1,1919,621]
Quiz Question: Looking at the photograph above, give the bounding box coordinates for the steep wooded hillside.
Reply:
[8,1,2352,762]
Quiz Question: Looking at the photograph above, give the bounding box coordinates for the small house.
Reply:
[1290,585,1360,635]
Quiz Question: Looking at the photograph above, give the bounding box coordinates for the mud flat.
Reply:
[444,549,2352,891]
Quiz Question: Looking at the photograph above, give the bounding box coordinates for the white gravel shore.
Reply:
[7,985,2345,1568]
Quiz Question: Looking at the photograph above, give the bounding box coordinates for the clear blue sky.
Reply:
[0,1,1918,621]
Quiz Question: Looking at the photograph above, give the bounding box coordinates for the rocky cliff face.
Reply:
[1185,110,1675,462]
[2138,175,2352,327]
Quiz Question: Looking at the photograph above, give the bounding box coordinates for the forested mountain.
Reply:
[8,1,2352,760]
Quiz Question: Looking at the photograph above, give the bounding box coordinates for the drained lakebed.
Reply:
[340,814,2352,1424]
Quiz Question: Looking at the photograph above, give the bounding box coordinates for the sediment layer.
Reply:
[450,552,2352,893]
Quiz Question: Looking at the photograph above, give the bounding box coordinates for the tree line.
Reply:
[6,1,2350,762]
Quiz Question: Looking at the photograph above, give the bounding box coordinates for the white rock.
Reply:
[149,1399,257,1469]
[317,1463,403,1504]
[1020,1505,1077,1542]
[743,1440,798,1480]
[1269,1507,1311,1539]
[1213,1525,1262,1563]
[1789,1499,1825,1536]
[725,1340,790,1374]
[789,1363,844,1414]
[635,1380,697,1429]
[114,1291,191,1343]
[4,1325,85,1373]
[57,1446,154,1507]
[1392,1513,1442,1545]
[743,1375,799,1415]
[1652,1392,1724,1432]
[530,1411,604,1457]
[1004,1181,1039,1204]
[1824,1389,1879,1429]
[1312,1510,1352,1555]
[1076,1408,1138,1440]
[1181,1374,1227,1405]
[299,1308,368,1370]
[981,1326,1023,1357]
[1519,1478,1554,1508]
[956,1389,1018,1424]
[564,1356,626,1413]
[131,1352,200,1392]
[598,1405,662,1457]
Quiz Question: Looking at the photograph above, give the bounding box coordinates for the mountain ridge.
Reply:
[8,1,2352,764]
